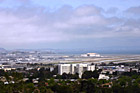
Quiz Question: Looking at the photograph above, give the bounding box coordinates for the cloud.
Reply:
[0,3,140,48]
[105,7,118,14]
[125,6,140,15]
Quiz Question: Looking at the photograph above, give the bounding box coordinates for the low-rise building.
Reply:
[98,74,109,80]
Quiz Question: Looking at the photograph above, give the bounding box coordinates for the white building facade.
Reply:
[58,63,95,78]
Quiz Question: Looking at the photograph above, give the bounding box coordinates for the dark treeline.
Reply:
[0,68,140,93]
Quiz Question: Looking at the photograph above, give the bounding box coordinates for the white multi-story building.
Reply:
[87,65,95,71]
[58,64,71,75]
[76,64,87,77]
[58,63,95,78]
[71,64,77,74]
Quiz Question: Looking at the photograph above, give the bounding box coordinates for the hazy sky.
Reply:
[0,0,140,50]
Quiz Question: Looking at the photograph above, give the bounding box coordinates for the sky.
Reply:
[0,0,140,51]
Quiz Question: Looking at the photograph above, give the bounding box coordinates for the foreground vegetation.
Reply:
[0,67,140,93]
